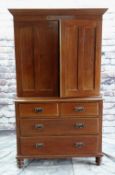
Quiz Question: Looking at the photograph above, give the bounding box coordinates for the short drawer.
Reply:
[19,103,59,117]
[20,118,99,136]
[20,136,98,156]
[60,102,99,116]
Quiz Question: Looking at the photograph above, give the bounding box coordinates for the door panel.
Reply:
[60,20,101,97]
[64,26,79,91]
[15,24,35,95]
[15,21,59,97]
[34,21,59,96]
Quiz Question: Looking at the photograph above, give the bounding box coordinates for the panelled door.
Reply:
[15,20,59,97]
[60,19,102,97]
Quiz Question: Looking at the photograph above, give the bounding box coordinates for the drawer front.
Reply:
[20,118,99,136]
[19,103,59,117]
[60,102,99,116]
[20,136,98,156]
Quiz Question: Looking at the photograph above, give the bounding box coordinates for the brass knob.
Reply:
[74,107,84,112]
[35,124,44,129]
[34,107,44,113]
[36,143,44,148]
[74,123,85,128]
[74,142,85,148]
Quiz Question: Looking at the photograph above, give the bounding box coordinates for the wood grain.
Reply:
[20,118,99,136]
[60,102,99,116]
[20,136,99,156]
[19,103,59,117]
[60,19,101,97]
[15,21,59,97]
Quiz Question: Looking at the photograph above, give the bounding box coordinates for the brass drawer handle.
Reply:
[35,124,44,129]
[74,107,84,112]
[36,143,44,148]
[74,142,85,149]
[74,123,85,129]
[34,107,44,113]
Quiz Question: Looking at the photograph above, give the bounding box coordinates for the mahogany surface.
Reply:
[20,118,99,136]
[9,8,107,168]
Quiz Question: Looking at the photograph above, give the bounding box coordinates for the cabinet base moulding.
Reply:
[16,154,103,168]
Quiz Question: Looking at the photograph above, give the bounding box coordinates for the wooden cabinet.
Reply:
[9,9,107,168]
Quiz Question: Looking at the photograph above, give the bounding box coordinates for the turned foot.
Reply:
[17,158,24,168]
[95,157,101,166]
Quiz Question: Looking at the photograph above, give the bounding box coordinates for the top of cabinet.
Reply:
[9,8,107,17]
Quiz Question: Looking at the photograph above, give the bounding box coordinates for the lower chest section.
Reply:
[15,98,103,157]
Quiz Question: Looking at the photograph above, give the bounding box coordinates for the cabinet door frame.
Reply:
[14,20,59,97]
[60,19,102,97]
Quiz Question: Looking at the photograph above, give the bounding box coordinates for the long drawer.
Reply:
[20,136,98,156]
[60,102,99,116]
[19,103,59,117]
[20,118,99,136]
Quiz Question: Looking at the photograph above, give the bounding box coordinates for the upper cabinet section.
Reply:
[9,9,107,97]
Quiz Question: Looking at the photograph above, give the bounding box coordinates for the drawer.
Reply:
[20,136,98,156]
[60,102,99,116]
[19,103,59,117]
[20,118,99,136]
